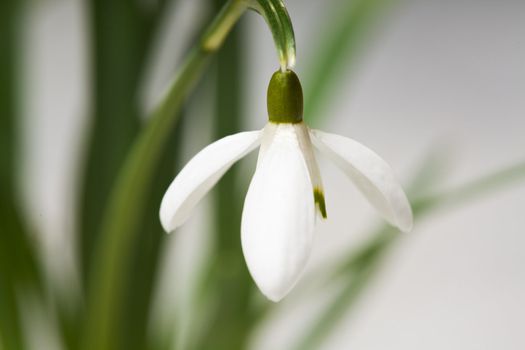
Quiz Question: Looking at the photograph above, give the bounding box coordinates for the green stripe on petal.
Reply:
[314,187,327,219]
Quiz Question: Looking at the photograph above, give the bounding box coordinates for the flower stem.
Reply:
[249,0,296,70]
[204,0,297,70]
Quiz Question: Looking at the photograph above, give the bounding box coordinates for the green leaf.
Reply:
[118,122,184,350]
[0,194,34,350]
[0,276,24,350]
[0,1,17,189]
[0,1,44,348]
[78,0,163,288]
[191,9,257,350]
[74,3,179,349]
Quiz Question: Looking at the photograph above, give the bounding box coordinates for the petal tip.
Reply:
[262,290,287,303]
[395,203,414,233]
[254,276,297,303]
[158,130,263,235]
[159,215,175,234]
[159,199,182,233]
[399,212,414,233]
[159,202,174,233]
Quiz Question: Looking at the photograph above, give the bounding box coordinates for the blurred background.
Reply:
[1,0,524,349]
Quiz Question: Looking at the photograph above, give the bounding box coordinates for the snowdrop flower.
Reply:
[160,70,412,302]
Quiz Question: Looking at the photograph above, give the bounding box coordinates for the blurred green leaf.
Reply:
[304,0,395,126]
[0,195,31,350]
[0,197,45,349]
[78,0,173,287]
[81,49,207,350]
[0,1,44,348]
[79,1,250,349]
[296,158,525,349]
[0,276,24,350]
[412,161,525,213]
[0,2,17,190]
[294,248,383,350]
[0,0,42,288]
[76,2,181,349]
[118,121,184,350]
[191,6,258,349]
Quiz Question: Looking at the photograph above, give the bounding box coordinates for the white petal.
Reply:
[241,124,316,302]
[255,123,278,166]
[310,130,413,232]
[160,131,261,232]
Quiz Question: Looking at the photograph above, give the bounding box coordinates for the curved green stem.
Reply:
[80,1,297,349]
[248,0,296,70]
[204,0,297,70]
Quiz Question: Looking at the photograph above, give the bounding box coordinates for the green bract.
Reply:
[267,70,303,124]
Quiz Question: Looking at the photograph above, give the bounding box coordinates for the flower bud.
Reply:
[267,70,303,123]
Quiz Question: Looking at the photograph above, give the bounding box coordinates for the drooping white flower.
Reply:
[160,70,412,302]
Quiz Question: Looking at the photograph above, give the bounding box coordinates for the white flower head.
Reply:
[160,70,413,302]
